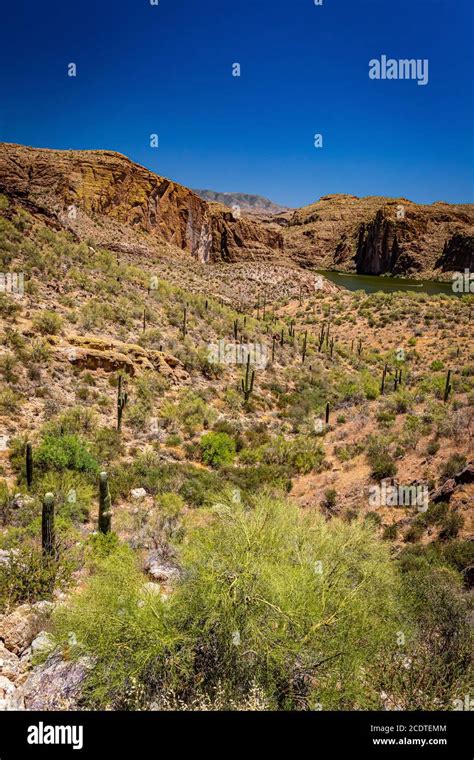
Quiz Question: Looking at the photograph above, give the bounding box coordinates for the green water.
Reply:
[317,270,457,296]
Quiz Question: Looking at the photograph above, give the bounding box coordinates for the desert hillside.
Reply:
[263,194,474,277]
[0,143,284,265]
[1,144,473,280]
[0,145,472,713]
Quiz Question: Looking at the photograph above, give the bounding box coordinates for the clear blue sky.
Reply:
[0,0,473,207]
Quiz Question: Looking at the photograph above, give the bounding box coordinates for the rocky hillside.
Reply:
[193,189,289,216]
[279,194,474,277]
[0,144,284,264]
[1,144,472,280]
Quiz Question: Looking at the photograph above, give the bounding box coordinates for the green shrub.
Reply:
[200,432,236,467]
[0,544,73,612]
[379,567,472,709]
[439,511,464,540]
[53,545,180,708]
[36,434,99,474]
[32,310,63,335]
[367,438,397,480]
[52,493,403,710]
[171,492,402,709]
[382,524,398,541]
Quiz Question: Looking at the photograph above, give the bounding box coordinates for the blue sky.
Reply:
[0,0,473,207]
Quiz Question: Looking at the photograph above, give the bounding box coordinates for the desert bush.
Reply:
[200,432,236,467]
[366,437,397,480]
[35,434,99,474]
[53,546,179,708]
[0,387,22,413]
[439,511,464,541]
[35,471,95,522]
[0,543,73,612]
[32,310,63,335]
[379,566,472,709]
[53,493,402,709]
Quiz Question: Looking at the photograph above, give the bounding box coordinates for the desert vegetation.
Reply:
[0,197,472,711]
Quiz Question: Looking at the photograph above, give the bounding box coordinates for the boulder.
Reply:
[144,551,182,584]
[130,487,147,501]
[7,652,94,710]
[455,463,474,485]
[430,479,456,503]
[0,644,20,681]
[0,602,54,656]
[0,676,16,709]
[30,631,55,657]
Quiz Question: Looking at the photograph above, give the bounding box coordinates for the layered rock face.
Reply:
[280,195,474,276]
[0,143,283,263]
[1,143,472,277]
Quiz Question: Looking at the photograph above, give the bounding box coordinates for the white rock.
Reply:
[131,487,147,501]
[30,631,55,657]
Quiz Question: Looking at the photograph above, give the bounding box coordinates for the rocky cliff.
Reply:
[0,144,284,264]
[1,144,472,278]
[280,195,474,277]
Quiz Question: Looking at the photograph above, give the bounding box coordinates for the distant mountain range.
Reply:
[193,189,289,216]
[0,143,472,278]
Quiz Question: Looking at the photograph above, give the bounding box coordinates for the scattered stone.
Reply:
[455,463,474,485]
[144,551,182,584]
[0,644,20,681]
[431,479,456,503]
[6,652,94,710]
[11,494,36,511]
[30,631,55,657]
[131,487,147,501]
[0,602,54,656]
[0,675,15,705]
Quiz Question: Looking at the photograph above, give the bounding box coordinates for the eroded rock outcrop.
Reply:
[49,335,189,382]
[0,143,283,264]
[281,195,474,276]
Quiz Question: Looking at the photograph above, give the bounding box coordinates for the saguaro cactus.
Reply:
[318,324,325,353]
[381,364,388,394]
[182,304,188,338]
[143,308,147,333]
[42,492,55,558]
[325,402,330,425]
[117,375,128,432]
[272,335,276,363]
[443,369,452,403]
[241,354,255,402]
[301,330,308,363]
[26,441,33,489]
[98,471,112,534]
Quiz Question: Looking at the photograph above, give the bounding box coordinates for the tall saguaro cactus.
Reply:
[241,354,255,403]
[325,402,330,425]
[42,492,56,558]
[301,330,308,363]
[182,304,188,338]
[26,441,33,489]
[98,471,112,534]
[443,369,452,403]
[117,375,128,432]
